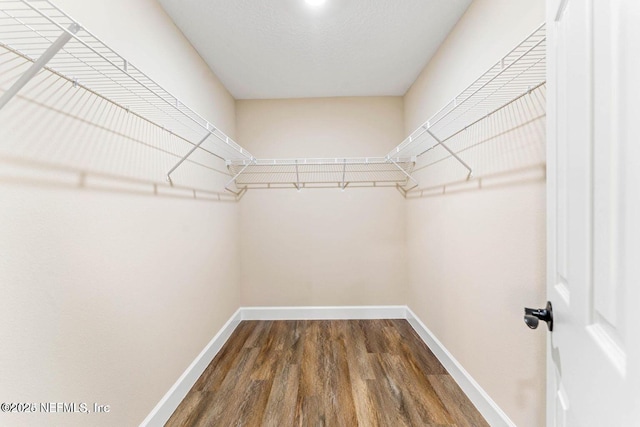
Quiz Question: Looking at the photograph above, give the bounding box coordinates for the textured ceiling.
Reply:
[157,0,472,99]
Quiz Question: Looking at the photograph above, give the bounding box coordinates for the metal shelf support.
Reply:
[0,1,544,198]
[426,129,473,180]
[167,133,211,184]
[387,157,419,187]
[225,161,255,192]
[0,23,79,111]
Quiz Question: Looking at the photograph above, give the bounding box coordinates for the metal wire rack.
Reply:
[227,157,416,190]
[0,0,254,184]
[387,23,546,190]
[0,0,546,197]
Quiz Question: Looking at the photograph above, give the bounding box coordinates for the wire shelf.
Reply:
[0,0,545,197]
[229,24,547,194]
[0,0,254,164]
[387,24,546,162]
[227,157,415,190]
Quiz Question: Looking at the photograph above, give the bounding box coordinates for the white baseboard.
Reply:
[240,305,408,320]
[405,306,516,427]
[140,308,242,427]
[142,305,512,427]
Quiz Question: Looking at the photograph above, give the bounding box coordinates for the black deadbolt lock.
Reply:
[524,301,553,331]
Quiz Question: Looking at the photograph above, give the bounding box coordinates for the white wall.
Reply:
[0,1,240,426]
[403,1,547,426]
[236,97,408,307]
[0,1,549,425]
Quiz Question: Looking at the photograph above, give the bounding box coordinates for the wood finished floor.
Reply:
[166,319,488,427]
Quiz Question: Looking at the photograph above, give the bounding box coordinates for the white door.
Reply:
[546,0,640,425]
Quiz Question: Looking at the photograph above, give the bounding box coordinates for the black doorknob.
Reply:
[524,301,553,331]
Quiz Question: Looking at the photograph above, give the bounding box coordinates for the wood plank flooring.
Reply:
[166,319,488,427]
